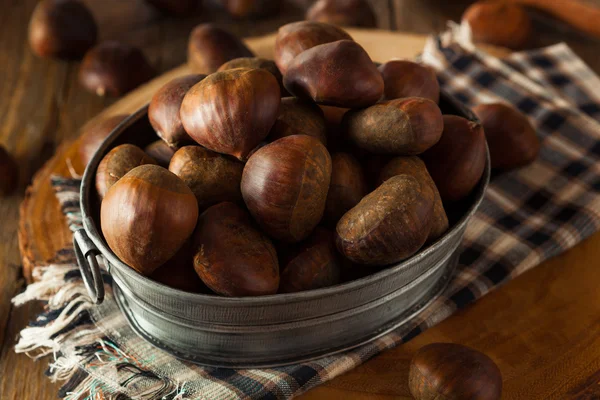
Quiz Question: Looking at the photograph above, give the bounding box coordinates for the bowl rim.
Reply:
[81,93,490,307]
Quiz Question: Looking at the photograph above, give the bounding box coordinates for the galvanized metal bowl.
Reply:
[74,90,490,368]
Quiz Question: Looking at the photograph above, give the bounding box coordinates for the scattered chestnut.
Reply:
[144,140,176,168]
[379,156,448,241]
[409,343,502,400]
[145,0,200,15]
[422,115,486,202]
[149,74,206,149]
[169,145,244,211]
[78,114,129,166]
[335,174,434,265]
[269,97,327,145]
[149,241,208,293]
[79,41,156,97]
[219,0,281,19]
[462,1,531,50]
[180,68,280,161]
[187,24,254,75]
[95,144,157,199]
[324,152,367,224]
[192,202,279,296]
[378,60,440,103]
[284,40,383,108]
[101,165,199,275]
[473,102,540,170]
[279,228,341,293]
[306,0,376,28]
[241,135,332,243]
[344,97,443,155]
[274,21,353,75]
[218,57,285,94]
[29,0,97,60]
[0,146,18,196]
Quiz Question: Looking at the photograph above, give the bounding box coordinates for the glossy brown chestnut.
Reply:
[378,60,440,103]
[78,114,129,166]
[168,146,244,211]
[284,40,383,108]
[187,24,254,74]
[29,0,97,59]
[95,144,157,199]
[473,102,540,170]
[324,152,367,224]
[379,156,448,242]
[409,343,502,400]
[144,140,176,168]
[148,74,206,149]
[101,164,199,275]
[344,97,443,155]
[279,228,341,293]
[422,115,486,202]
[219,0,280,19]
[241,135,332,243]
[462,1,531,50]
[145,0,200,15]
[79,41,156,97]
[218,57,285,94]
[306,0,376,28]
[149,241,207,293]
[268,97,327,145]
[0,146,18,196]
[192,202,279,296]
[274,21,352,75]
[335,174,434,265]
[180,68,280,160]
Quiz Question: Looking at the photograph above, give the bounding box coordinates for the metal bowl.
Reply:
[74,90,490,368]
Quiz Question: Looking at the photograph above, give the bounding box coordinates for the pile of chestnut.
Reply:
[94,21,539,297]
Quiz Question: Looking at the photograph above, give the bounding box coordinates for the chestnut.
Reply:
[422,115,486,202]
[149,241,207,293]
[95,144,157,199]
[78,114,129,166]
[284,40,383,108]
[378,60,440,103]
[0,146,18,196]
[344,97,443,155]
[79,41,156,97]
[306,0,376,28]
[219,0,280,19]
[29,0,97,60]
[379,156,448,241]
[268,97,327,145]
[218,57,285,95]
[324,152,367,224]
[274,21,353,75]
[279,228,341,293]
[473,102,540,170]
[319,105,349,152]
[101,164,199,275]
[409,343,502,400]
[462,1,531,50]
[144,140,176,168]
[149,74,206,149]
[241,135,332,243]
[335,174,434,265]
[145,0,201,15]
[180,68,281,161]
[192,202,279,296]
[168,145,244,211]
[187,24,254,75]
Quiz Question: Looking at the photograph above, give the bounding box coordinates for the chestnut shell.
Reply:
[462,2,531,50]
[378,60,440,103]
[324,152,367,224]
[268,97,327,145]
[219,0,281,19]
[144,140,176,168]
[306,0,376,28]
[218,57,285,94]
[78,114,129,166]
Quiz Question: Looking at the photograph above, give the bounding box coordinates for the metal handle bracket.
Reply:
[73,229,105,304]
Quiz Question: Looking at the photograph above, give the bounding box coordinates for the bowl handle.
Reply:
[73,229,105,304]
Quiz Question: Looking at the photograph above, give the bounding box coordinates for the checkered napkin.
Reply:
[13,24,600,399]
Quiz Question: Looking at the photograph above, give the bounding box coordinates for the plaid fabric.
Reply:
[16,25,600,399]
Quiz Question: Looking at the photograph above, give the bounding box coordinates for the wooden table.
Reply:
[2,1,600,399]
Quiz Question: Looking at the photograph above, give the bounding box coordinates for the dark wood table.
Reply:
[2,1,600,399]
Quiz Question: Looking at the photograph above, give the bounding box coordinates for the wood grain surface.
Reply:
[3,1,600,399]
